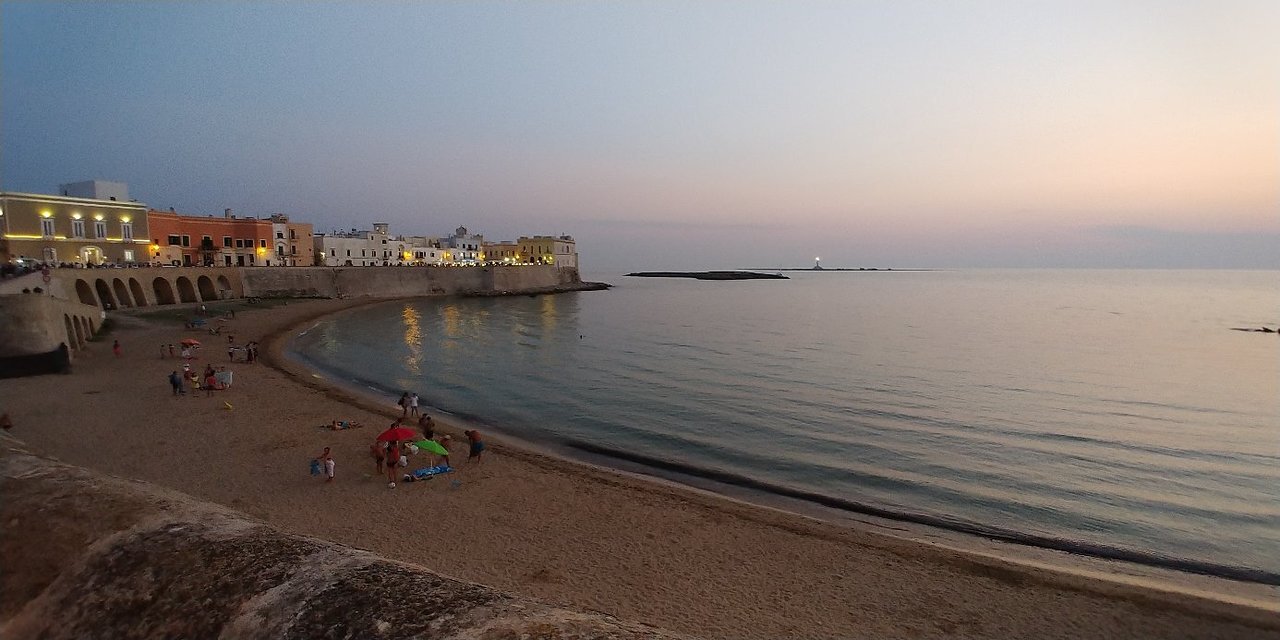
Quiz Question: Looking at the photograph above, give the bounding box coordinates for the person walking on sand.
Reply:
[465,430,486,464]
[168,343,176,358]
[397,392,410,418]
[168,370,184,396]
[417,414,434,439]
[408,392,420,417]
[370,439,386,475]
[112,339,122,358]
[314,446,335,482]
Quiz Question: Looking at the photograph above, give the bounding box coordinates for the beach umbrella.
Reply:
[180,338,202,347]
[377,426,416,442]
[414,439,450,456]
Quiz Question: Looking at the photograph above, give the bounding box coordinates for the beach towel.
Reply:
[409,465,452,480]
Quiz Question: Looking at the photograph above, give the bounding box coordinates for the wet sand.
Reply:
[3,297,1277,639]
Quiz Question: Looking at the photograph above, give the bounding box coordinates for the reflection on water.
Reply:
[291,272,1280,582]
[401,304,422,374]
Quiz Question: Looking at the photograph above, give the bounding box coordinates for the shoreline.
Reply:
[4,296,1278,638]
[276,297,1280,595]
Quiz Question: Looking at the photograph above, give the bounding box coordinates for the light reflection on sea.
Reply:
[290,269,1280,584]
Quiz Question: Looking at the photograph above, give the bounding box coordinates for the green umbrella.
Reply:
[415,439,450,456]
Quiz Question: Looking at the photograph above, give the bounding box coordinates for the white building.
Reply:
[315,223,446,266]
[59,180,131,202]
[442,226,483,263]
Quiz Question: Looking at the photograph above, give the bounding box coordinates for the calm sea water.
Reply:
[290,269,1279,582]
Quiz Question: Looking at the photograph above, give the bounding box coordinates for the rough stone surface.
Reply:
[0,438,690,640]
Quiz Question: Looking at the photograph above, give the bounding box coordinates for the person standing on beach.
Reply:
[397,392,410,418]
[465,430,485,464]
[385,440,402,488]
[408,392,420,417]
[112,340,122,358]
[314,447,335,482]
[418,414,434,440]
[168,344,176,358]
[370,440,386,475]
[168,371,184,396]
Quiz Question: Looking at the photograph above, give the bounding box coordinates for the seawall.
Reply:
[239,265,589,299]
[0,436,687,639]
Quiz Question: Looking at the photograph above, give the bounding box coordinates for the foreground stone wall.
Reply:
[0,438,688,640]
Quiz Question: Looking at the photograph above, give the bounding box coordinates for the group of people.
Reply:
[159,343,200,360]
[314,410,486,487]
[227,337,260,363]
[167,362,232,396]
[397,392,421,417]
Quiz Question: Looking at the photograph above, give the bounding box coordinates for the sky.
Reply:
[2,1,1277,271]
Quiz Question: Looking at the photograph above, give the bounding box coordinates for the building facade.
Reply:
[270,214,315,266]
[147,210,275,267]
[517,235,577,268]
[0,191,150,266]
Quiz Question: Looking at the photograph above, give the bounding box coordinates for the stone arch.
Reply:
[64,315,76,351]
[197,275,217,301]
[129,277,148,307]
[75,279,97,306]
[216,275,233,298]
[73,316,86,349]
[94,279,116,310]
[153,277,176,305]
[112,278,133,308]
[175,276,198,303]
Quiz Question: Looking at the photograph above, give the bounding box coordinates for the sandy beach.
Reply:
[3,296,1277,639]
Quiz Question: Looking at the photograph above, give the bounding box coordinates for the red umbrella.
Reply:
[181,338,201,347]
[376,426,416,442]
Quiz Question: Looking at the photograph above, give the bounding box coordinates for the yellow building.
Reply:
[517,235,577,267]
[0,192,150,266]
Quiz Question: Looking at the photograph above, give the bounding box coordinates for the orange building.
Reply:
[147,210,275,267]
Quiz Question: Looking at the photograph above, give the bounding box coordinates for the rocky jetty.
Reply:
[625,271,787,280]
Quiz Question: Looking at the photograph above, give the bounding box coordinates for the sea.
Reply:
[288,269,1279,585]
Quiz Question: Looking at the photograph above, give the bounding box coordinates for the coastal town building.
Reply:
[517,235,577,268]
[270,214,315,266]
[483,240,520,263]
[315,223,450,267]
[0,190,150,266]
[148,209,274,266]
[442,226,484,263]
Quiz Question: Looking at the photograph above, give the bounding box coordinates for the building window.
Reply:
[41,218,55,237]
[122,223,133,241]
[72,219,85,238]
[276,231,284,239]
[235,239,244,248]
[361,249,366,257]
[291,245,297,255]
[346,249,351,257]
[330,249,336,257]
[259,239,267,248]
[168,235,181,246]
[223,236,232,247]
[181,235,190,247]
[203,235,212,245]
[289,229,296,239]
[95,221,107,238]
[123,249,135,262]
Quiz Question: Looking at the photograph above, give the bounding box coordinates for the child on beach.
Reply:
[370,440,385,475]
[313,447,335,482]
[465,430,485,464]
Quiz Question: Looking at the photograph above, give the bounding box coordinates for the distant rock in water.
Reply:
[625,271,788,280]
[1230,326,1277,333]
